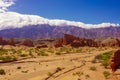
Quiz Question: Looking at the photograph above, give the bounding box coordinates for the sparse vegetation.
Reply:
[93,51,112,68]
[103,71,110,79]
[90,66,97,71]
[0,56,16,61]
[21,70,29,73]
[55,52,61,55]
[85,74,90,79]
[0,69,6,75]
[55,67,63,72]
[0,49,8,55]
[101,52,112,68]
[17,66,21,69]
[20,54,28,57]
[37,51,48,56]
[73,71,84,76]
[47,72,52,76]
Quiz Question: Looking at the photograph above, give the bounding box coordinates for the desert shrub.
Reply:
[47,72,52,76]
[93,52,112,68]
[55,52,61,55]
[91,59,96,63]
[10,49,17,54]
[101,52,112,68]
[0,69,5,75]
[103,71,110,79]
[95,54,102,60]
[0,56,16,61]
[85,74,90,79]
[29,50,34,57]
[0,49,8,55]
[17,66,21,69]
[20,54,28,57]
[90,66,96,71]
[37,51,48,56]
[73,71,84,76]
[55,67,63,72]
[21,70,29,73]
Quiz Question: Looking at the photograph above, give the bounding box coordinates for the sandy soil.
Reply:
[0,48,120,80]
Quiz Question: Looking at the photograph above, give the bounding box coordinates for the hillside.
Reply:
[0,25,120,38]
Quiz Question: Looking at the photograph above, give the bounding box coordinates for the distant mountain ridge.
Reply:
[0,24,120,39]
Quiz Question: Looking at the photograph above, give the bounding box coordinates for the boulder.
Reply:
[110,50,120,72]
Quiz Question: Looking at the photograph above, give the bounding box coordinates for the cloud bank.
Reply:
[0,0,14,12]
[0,12,119,30]
[0,0,119,30]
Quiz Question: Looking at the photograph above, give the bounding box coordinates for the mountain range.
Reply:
[0,24,120,39]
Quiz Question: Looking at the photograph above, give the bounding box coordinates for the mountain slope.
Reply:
[0,24,120,38]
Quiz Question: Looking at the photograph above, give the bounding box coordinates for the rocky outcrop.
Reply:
[36,45,48,48]
[54,34,99,47]
[54,39,63,47]
[101,38,120,47]
[62,34,79,45]
[22,39,34,47]
[8,38,15,46]
[110,50,120,72]
[71,39,98,47]
[0,37,15,46]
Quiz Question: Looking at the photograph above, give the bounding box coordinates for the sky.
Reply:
[0,0,119,30]
[8,0,120,24]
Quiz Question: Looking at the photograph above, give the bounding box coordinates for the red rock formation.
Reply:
[62,34,79,45]
[54,34,99,47]
[54,38,63,47]
[0,37,3,45]
[101,38,120,47]
[70,39,84,47]
[110,50,120,72]
[36,45,48,48]
[22,39,34,47]
[8,38,15,46]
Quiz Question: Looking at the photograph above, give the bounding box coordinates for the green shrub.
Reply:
[101,52,112,68]
[0,56,16,61]
[37,51,48,56]
[93,52,112,68]
[0,49,8,55]
[0,69,5,75]
[55,52,61,55]
[90,66,96,71]
[103,71,110,79]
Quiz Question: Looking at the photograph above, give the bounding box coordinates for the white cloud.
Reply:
[0,0,119,30]
[0,0,14,12]
[0,12,119,30]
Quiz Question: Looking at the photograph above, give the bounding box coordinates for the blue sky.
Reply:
[9,0,120,24]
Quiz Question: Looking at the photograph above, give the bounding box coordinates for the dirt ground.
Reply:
[0,47,120,80]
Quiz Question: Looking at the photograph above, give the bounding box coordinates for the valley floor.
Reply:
[0,47,120,80]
